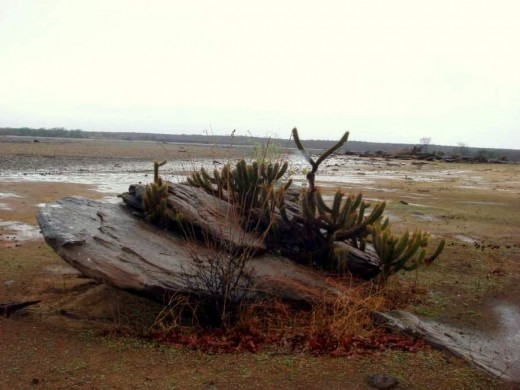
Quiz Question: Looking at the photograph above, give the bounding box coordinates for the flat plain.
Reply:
[1,136,519,389]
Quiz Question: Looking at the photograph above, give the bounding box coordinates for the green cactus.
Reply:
[286,129,387,272]
[292,127,349,194]
[143,160,169,226]
[369,221,446,284]
[182,129,444,281]
[188,159,291,219]
[153,160,167,183]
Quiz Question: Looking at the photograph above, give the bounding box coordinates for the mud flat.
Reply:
[1,137,520,388]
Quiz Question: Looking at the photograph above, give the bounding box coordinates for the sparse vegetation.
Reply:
[419,137,432,153]
[2,136,519,388]
[137,128,445,332]
[3,126,519,161]
[143,160,168,226]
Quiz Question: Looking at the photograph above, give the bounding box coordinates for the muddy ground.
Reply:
[1,136,519,389]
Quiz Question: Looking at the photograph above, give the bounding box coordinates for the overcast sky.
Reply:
[1,1,519,149]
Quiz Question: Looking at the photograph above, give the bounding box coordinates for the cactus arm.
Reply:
[426,239,446,264]
[292,128,315,168]
[316,191,333,214]
[314,131,349,168]
[394,233,423,264]
[351,192,363,212]
[394,231,409,255]
[153,160,167,183]
[331,191,342,219]
[276,162,289,180]
[356,201,367,225]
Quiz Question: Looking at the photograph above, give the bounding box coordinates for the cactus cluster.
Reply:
[177,128,444,283]
[283,129,388,272]
[369,221,446,284]
[315,191,385,245]
[188,159,292,217]
[143,160,169,226]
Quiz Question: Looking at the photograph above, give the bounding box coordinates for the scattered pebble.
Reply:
[366,373,399,389]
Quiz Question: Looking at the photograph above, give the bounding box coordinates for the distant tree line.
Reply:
[1,127,519,161]
[0,127,87,138]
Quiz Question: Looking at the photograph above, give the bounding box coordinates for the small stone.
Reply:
[366,373,399,389]
[31,378,39,385]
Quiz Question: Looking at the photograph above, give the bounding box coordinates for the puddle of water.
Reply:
[0,192,21,198]
[0,202,12,210]
[410,212,438,221]
[0,155,501,203]
[363,187,398,193]
[384,212,401,222]
[406,203,431,208]
[457,201,506,206]
[364,197,385,203]
[454,234,477,244]
[0,160,195,195]
[36,203,62,208]
[0,220,42,241]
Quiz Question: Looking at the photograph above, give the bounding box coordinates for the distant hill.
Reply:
[1,127,519,161]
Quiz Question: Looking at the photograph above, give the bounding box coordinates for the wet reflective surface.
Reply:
[0,220,42,242]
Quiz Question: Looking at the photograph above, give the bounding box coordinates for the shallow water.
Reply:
[0,220,42,241]
[0,155,485,197]
[454,234,477,244]
[410,212,438,222]
[0,192,21,198]
[458,201,506,206]
[0,159,213,195]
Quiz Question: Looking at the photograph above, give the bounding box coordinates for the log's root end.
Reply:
[1,300,41,318]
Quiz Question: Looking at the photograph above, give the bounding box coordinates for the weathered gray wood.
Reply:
[1,300,40,317]
[122,183,383,279]
[334,242,381,279]
[373,310,520,384]
[121,183,266,254]
[37,197,339,303]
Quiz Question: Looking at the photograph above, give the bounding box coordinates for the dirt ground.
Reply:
[1,137,519,389]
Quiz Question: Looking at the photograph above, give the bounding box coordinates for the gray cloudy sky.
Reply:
[1,0,519,149]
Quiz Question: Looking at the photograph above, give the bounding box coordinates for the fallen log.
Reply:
[373,310,520,384]
[121,183,266,254]
[37,197,341,303]
[1,300,40,317]
[121,183,382,279]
